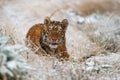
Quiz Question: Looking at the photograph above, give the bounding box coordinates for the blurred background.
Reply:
[0,0,120,80]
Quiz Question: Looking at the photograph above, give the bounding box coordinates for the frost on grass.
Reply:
[0,30,29,80]
[75,14,120,54]
[0,0,120,80]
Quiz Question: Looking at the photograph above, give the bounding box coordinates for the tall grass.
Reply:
[79,14,120,56]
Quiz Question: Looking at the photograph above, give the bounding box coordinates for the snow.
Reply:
[0,0,120,80]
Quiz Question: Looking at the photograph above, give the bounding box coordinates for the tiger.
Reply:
[26,17,69,60]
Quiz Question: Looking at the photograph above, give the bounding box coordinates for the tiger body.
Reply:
[26,17,69,60]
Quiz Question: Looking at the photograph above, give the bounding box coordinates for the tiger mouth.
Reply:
[49,42,59,45]
[48,41,59,48]
[48,39,59,45]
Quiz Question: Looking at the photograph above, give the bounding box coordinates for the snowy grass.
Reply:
[80,14,120,54]
[0,0,120,80]
[0,29,29,80]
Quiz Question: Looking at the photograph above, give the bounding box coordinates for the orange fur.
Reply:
[26,17,69,60]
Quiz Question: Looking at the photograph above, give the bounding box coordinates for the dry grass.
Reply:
[74,0,120,16]
[77,14,120,57]
[0,0,120,80]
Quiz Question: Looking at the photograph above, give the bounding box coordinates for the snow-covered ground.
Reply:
[0,0,120,80]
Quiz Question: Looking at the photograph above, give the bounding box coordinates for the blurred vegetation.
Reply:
[0,29,29,80]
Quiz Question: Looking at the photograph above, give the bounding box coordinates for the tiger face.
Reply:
[42,17,68,48]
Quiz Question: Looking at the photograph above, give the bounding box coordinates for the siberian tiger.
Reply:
[26,17,69,60]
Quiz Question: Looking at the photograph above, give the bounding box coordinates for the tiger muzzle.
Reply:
[49,39,59,45]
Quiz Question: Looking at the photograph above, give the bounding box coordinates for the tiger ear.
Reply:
[44,17,51,25]
[43,17,50,31]
[61,19,68,31]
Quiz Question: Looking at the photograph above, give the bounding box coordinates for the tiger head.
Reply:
[42,17,68,48]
